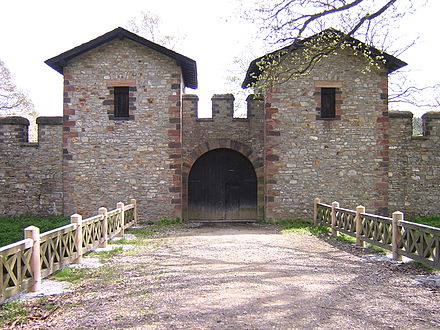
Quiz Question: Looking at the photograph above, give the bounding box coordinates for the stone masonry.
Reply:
[262,48,392,219]
[181,94,265,220]
[388,111,440,217]
[61,37,183,219]
[0,27,439,221]
[0,116,63,216]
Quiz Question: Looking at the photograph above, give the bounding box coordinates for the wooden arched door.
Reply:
[188,148,257,221]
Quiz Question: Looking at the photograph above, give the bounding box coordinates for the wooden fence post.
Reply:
[355,205,365,248]
[313,198,320,226]
[130,198,138,225]
[99,207,108,248]
[331,201,339,236]
[117,202,125,237]
[71,214,83,264]
[392,211,403,261]
[24,226,41,292]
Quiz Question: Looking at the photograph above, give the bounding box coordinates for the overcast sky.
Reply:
[0,0,439,118]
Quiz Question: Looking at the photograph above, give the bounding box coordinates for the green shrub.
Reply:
[0,216,70,247]
[408,216,440,228]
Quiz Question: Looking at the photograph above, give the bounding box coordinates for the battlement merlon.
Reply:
[389,110,440,138]
[0,116,63,146]
[182,94,265,120]
[422,112,440,137]
[0,116,30,144]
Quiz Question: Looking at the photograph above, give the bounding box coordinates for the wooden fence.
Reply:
[0,199,137,303]
[314,198,440,269]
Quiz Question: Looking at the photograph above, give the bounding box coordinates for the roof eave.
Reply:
[45,27,198,89]
[242,30,408,88]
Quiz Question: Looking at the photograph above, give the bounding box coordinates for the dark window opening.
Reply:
[114,87,129,117]
[321,88,336,118]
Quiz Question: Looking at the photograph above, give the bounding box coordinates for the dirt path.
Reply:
[16,223,440,329]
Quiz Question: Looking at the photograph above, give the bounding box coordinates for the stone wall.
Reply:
[389,111,440,217]
[62,38,183,220]
[1,40,440,221]
[181,94,265,220]
[263,48,391,220]
[0,116,63,216]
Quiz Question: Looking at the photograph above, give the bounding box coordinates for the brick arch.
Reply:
[182,139,264,221]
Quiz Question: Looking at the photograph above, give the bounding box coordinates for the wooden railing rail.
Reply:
[1,199,137,303]
[313,198,440,270]
[0,238,34,301]
[40,223,77,278]
[398,220,440,268]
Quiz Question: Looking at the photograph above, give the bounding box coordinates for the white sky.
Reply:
[0,0,439,118]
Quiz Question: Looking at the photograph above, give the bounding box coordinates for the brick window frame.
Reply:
[105,80,136,121]
[314,81,343,120]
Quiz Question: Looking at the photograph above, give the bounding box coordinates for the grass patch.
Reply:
[109,237,130,244]
[0,300,27,327]
[0,215,69,247]
[125,217,185,243]
[408,216,440,228]
[0,297,60,328]
[52,267,89,283]
[366,244,388,254]
[88,246,124,262]
[265,219,330,237]
[335,233,356,244]
[159,217,183,225]
[405,261,440,273]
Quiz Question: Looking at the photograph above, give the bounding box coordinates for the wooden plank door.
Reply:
[188,148,257,221]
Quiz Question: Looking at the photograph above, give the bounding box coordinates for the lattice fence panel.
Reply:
[335,207,356,237]
[360,214,393,250]
[107,210,122,237]
[40,224,77,278]
[316,203,331,226]
[398,221,440,268]
[1,239,34,303]
[124,207,135,226]
[82,215,104,253]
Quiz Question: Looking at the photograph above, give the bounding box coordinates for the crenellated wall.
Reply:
[0,116,63,217]
[1,32,440,221]
[181,94,266,220]
[389,111,440,217]
[1,107,440,220]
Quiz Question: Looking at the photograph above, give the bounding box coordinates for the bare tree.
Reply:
[125,10,185,50]
[0,58,34,112]
[255,1,414,44]
[242,0,437,109]
[0,58,38,140]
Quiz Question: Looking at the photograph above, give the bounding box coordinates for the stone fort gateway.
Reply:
[1,27,439,222]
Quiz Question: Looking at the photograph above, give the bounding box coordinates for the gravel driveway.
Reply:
[14,223,440,329]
